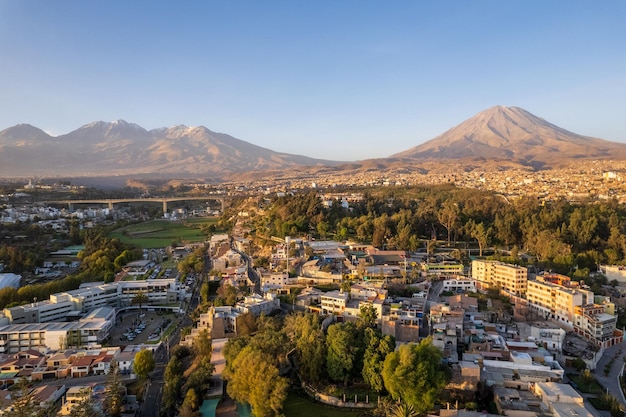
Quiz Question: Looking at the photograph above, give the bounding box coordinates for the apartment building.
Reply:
[471,260,527,295]
[320,290,349,315]
[574,304,621,348]
[526,278,593,325]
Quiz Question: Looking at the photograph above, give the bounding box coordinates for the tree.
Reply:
[467,220,492,257]
[362,328,395,392]
[225,346,289,417]
[382,338,449,415]
[133,349,155,380]
[200,280,210,304]
[103,361,124,417]
[161,356,184,416]
[184,356,215,407]
[4,378,51,417]
[358,304,378,328]
[326,322,359,386]
[193,328,213,357]
[580,369,594,391]
[132,291,148,312]
[284,313,326,385]
[571,357,587,373]
[215,283,237,306]
[389,403,420,417]
[69,388,100,417]
[438,200,459,246]
[237,312,257,337]
[179,388,200,417]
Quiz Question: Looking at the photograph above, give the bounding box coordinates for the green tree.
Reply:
[225,346,289,417]
[382,338,448,415]
[215,284,237,306]
[362,328,395,392]
[132,291,148,312]
[193,328,213,357]
[179,388,200,417]
[437,200,459,246]
[69,388,100,417]
[133,349,155,380]
[162,356,184,416]
[358,304,378,328]
[103,361,124,417]
[284,313,326,385]
[326,322,359,386]
[237,312,257,337]
[571,357,587,373]
[4,378,51,417]
[200,280,210,304]
[389,403,420,417]
[468,220,492,257]
[580,369,594,391]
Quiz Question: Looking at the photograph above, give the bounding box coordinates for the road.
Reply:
[593,341,626,406]
[142,364,165,417]
[420,279,443,338]
[139,265,201,417]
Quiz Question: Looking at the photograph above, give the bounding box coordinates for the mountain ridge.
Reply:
[2,107,626,179]
[390,106,625,168]
[0,120,339,178]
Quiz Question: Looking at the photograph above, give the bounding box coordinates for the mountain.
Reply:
[0,120,337,178]
[391,106,626,169]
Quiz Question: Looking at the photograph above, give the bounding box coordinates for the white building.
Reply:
[320,290,349,315]
[442,277,477,293]
[3,279,180,325]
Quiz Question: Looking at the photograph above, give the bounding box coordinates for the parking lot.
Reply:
[111,310,178,346]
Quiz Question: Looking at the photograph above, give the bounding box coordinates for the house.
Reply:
[116,351,136,374]
[70,356,93,378]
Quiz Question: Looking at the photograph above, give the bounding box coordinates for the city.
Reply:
[0,180,626,416]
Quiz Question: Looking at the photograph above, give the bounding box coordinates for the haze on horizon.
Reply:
[1,1,625,161]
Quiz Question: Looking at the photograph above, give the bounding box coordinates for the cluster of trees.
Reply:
[177,247,205,275]
[223,309,448,417]
[0,226,141,310]
[161,330,214,417]
[247,186,626,274]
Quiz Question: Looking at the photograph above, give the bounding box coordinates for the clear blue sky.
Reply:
[1,1,625,161]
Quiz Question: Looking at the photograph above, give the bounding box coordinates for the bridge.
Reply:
[47,196,226,214]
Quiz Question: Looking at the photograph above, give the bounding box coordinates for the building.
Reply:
[3,280,181,325]
[0,308,114,353]
[422,261,464,277]
[235,293,280,316]
[442,277,477,293]
[472,260,528,295]
[574,304,622,348]
[525,277,593,325]
[320,290,349,315]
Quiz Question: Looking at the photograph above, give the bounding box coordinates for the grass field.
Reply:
[110,218,218,249]
[283,392,364,417]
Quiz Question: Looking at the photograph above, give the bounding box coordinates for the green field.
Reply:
[283,392,364,417]
[109,218,218,249]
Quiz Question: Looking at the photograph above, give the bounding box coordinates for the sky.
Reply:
[1,1,625,161]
